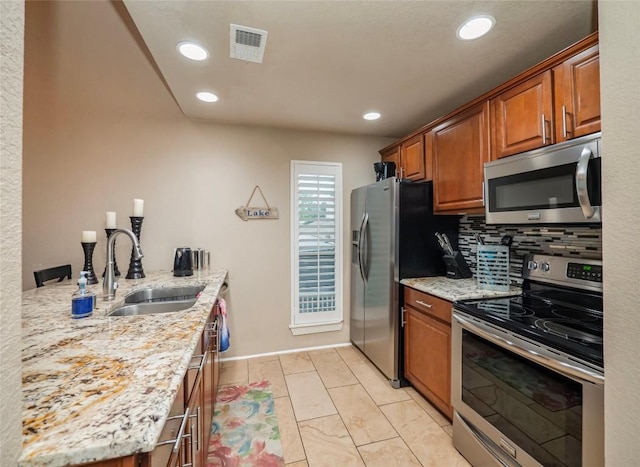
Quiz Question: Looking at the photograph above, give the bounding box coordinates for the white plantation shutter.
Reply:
[291,161,343,330]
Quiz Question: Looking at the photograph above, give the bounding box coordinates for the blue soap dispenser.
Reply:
[71,271,94,319]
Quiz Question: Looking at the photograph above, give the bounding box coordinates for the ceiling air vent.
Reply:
[230,24,268,63]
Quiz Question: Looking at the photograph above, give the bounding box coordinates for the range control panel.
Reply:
[567,262,603,282]
[523,254,603,292]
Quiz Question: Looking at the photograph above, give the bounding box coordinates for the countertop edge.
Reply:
[400,276,521,302]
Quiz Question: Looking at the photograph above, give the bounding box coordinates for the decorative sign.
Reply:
[235,185,279,221]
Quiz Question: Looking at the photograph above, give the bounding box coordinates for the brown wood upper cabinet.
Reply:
[553,44,601,142]
[380,145,400,170]
[492,44,601,159]
[491,71,554,159]
[432,101,490,213]
[400,134,427,181]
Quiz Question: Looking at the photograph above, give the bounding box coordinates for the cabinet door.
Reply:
[400,134,425,181]
[432,102,490,213]
[554,45,600,141]
[404,306,452,419]
[492,70,553,159]
[380,145,400,170]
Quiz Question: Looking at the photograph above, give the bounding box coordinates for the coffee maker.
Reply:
[373,162,396,181]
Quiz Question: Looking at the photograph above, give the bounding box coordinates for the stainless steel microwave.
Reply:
[484,132,601,224]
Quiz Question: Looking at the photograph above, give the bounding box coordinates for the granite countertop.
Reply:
[401,276,521,302]
[19,268,228,467]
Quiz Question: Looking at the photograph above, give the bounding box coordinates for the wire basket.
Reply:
[477,245,510,291]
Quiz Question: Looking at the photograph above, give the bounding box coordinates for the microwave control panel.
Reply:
[566,262,603,282]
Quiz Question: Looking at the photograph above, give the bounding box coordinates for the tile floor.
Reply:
[218,345,470,467]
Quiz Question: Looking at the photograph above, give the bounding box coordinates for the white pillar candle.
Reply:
[82,230,97,243]
[105,211,116,229]
[133,199,144,217]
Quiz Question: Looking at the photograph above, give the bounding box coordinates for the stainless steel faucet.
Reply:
[103,228,144,300]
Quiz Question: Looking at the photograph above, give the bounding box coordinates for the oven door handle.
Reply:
[453,313,605,386]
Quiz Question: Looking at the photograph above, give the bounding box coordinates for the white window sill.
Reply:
[289,320,343,335]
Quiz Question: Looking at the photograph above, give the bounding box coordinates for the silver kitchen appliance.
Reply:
[350,178,459,387]
[484,132,601,224]
[452,254,604,467]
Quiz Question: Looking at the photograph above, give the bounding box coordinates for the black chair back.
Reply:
[34,264,72,288]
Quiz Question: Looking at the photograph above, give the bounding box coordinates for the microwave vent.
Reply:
[230,24,268,63]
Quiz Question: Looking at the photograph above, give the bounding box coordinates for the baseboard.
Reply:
[219,341,353,362]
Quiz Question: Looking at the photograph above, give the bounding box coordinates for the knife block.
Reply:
[443,251,473,279]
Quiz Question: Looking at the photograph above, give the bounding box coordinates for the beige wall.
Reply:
[0,1,24,464]
[599,1,640,464]
[22,1,391,357]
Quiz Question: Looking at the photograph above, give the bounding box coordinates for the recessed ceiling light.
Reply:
[363,112,381,121]
[196,91,219,103]
[457,15,495,41]
[177,41,209,61]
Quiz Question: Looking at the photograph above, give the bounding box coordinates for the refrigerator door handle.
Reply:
[357,212,367,284]
[360,212,370,283]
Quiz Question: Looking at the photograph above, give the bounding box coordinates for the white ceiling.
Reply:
[123,1,595,139]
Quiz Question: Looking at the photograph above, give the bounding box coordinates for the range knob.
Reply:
[541,262,550,272]
[527,260,538,270]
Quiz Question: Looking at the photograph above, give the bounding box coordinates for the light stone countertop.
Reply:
[401,276,521,302]
[19,268,228,467]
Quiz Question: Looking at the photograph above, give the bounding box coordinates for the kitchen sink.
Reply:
[108,300,197,317]
[108,285,206,317]
[123,285,205,304]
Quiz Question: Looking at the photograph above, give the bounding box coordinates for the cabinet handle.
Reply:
[562,105,568,138]
[541,114,550,144]
[196,406,201,452]
[157,407,190,453]
[190,420,196,466]
[401,307,406,327]
[416,300,433,308]
[189,405,200,453]
[188,354,205,371]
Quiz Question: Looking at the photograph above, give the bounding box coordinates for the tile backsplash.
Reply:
[458,216,602,285]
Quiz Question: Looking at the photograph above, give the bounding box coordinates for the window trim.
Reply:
[290,160,343,334]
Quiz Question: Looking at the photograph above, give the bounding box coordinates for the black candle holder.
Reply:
[81,241,99,285]
[102,228,121,278]
[126,216,145,279]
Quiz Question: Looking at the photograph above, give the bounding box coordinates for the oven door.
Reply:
[451,310,604,467]
[484,133,601,224]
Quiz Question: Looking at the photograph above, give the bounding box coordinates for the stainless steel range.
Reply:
[452,254,604,467]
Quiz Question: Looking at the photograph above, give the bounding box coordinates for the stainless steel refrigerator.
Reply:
[350,177,459,387]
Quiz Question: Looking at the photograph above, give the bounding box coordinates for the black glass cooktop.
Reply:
[455,285,603,369]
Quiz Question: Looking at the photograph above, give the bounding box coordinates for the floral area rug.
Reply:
[206,381,284,467]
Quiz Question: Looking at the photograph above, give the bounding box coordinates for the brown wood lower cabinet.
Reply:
[82,306,220,467]
[403,287,453,420]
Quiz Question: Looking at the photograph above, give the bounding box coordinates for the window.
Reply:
[290,161,343,334]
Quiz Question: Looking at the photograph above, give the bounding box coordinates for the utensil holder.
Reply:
[477,245,510,291]
[443,251,473,279]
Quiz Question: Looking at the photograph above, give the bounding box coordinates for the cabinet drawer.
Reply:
[404,287,452,324]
